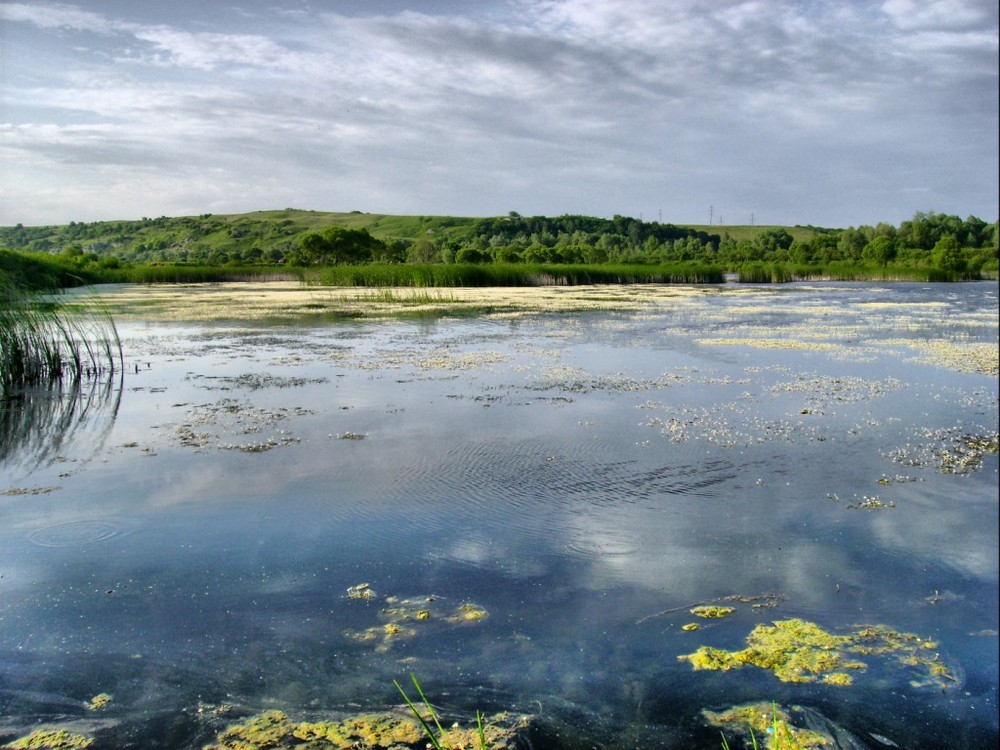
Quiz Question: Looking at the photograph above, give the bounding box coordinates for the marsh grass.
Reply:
[1,281,122,401]
[309,262,725,287]
[394,674,487,750]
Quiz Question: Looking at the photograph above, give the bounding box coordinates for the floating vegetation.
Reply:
[637,593,784,625]
[346,582,376,600]
[1,486,60,495]
[895,339,1000,376]
[190,372,329,391]
[678,618,955,688]
[85,694,111,711]
[169,398,310,453]
[203,705,529,750]
[696,337,838,351]
[706,702,843,750]
[768,373,903,405]
[344,594,489,652]
[887,426,999,475]
[3,728,94,749]
[690,605,737,619]
[846,495,895,511]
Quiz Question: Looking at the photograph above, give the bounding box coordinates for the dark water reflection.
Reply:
[0,282,997,748]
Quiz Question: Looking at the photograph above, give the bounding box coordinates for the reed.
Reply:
[0,281,122,401]
[307,262,725,287]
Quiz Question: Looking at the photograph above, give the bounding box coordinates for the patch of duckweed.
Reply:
[3,728,94,749]
[346,582,376,600]
[768,373,902,405]
[169,398,310,453]
[191,372,329,391]
[85,693,112,711]
[690,605,737,619]
[1,486,61,496]
[343,595,489,652]
[696,337,838,352]
[705,702,830,750]
[887,426,999,475]
[894,339,999,376]
[845,495,895,510]
[679,618,955,688]
[203,707,527,750]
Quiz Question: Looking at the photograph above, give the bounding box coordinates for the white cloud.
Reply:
[0,0,996,225]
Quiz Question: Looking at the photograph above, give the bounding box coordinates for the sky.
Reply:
[1,0,997,229]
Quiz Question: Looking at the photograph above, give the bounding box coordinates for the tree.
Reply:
[861,236,896,267]
[931,235,965,273]
[298,227,385,265]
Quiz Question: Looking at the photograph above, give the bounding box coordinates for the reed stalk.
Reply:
[1,281,122,401]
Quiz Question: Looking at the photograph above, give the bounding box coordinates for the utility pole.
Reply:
[709,205,714,226]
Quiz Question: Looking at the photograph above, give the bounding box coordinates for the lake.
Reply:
[1,281,997,749]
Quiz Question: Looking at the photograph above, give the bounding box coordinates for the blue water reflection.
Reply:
[1,282,996,748]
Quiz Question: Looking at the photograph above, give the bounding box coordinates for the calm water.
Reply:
[1,282,997,748]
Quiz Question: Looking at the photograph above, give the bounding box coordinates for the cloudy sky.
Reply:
[1,0,997,228]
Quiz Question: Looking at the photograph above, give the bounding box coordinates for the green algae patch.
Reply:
[203,708,528,749]
[690,605,736,619]
[679,618,954,688]
[3,729,94,749]
[343,596,490,652]
[85,693,112,711]
[705,702,831,750]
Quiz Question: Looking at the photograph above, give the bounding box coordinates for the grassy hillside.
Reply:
[0,210,483,261]
[3,210,816,262]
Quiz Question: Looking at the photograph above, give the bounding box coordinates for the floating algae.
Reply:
[169,398,310,453]
[679,618,954,688]
[690,605,737,619]
[3,728,94,749]
[203,707,528,750]
[344,595,489,651]
[705,702,858,750]
[85,694,111,711]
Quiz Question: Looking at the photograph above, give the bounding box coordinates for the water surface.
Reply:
[1,282,997,748]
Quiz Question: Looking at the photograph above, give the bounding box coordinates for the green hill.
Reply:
[0,209,994,281]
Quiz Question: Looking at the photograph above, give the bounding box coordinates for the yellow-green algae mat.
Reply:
[705,702,833,750]
[200,707,529,750]
[2,728,95,749]
[679,617,956,688]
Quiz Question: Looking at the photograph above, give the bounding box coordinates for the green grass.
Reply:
[394,674,487,750]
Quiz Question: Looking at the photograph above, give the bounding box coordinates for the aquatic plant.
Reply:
[395,674,489,750]
[3,727,94,749]
[712,702,829,750]
[0,281,121,401]
[679,618,954,688]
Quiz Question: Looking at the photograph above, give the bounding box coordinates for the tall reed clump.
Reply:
[308,262,725,288]
[0,281,122,401]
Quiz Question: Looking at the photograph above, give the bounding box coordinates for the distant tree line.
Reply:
[1,210,996,278]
